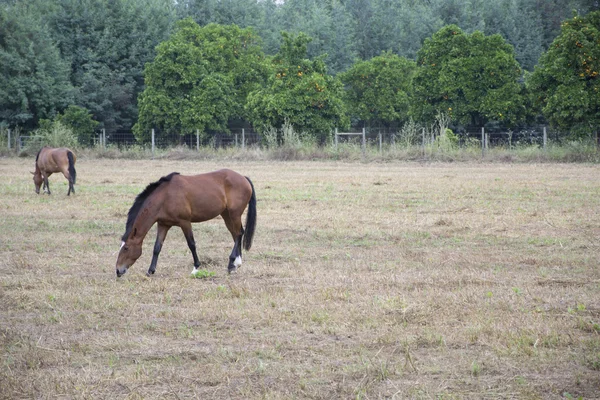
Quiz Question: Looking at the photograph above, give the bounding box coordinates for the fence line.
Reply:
[0,125,583,155]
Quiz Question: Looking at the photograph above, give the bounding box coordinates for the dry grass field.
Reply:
[1,157,599,399]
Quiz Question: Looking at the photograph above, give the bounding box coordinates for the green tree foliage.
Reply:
[0,5,73,129]
[134,19,268,142]
[3,0,598,136]
[340,52,416,127]
[56,105,99,145]
[46,0,176,132]
[526,11,600,137]
[176,0,283,55]
[481,0,544,71]
[412,25,526,128]
[246,32,349,141]
[176,0,264,27]
[275,0,358,75]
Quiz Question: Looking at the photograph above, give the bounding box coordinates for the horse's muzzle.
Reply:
[116,267,127,277]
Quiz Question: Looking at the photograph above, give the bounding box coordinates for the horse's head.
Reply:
[31,171,43,194]
[115,237,142,277]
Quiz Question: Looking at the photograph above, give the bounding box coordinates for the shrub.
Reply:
[56,105,99,146]
[25,121,78,153]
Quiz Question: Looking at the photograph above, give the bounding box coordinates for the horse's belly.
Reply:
[188,206,223,223]
[186,196,226,223]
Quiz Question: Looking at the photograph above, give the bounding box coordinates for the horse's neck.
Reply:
[130,199,160,244]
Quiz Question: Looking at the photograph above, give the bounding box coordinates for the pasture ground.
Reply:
[0,157,599,399]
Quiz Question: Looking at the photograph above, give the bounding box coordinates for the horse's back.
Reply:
[165,170,251,223]
[199,169,252,208]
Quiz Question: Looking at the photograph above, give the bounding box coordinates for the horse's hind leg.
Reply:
[61,169,74,195]
[148,223,170,276]
[67,177,75,195]
[180,222,201,274]
[222,211,244,273]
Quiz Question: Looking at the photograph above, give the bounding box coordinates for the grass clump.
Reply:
[190,269,216,279]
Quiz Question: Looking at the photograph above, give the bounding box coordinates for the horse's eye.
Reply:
[123,246,129,251]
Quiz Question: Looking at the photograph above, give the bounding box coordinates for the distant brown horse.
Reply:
[115,169,257,277]
[32,147,77,195]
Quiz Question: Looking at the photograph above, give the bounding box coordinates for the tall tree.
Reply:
[46,0,176,132]
[344,0,376,60]
[134,19,268,142]
[0,4,73,129]
[324,0,358,75]
[526,11,600,138]
[481,0,544,71]
[176,0,265,28]
[412,25,526,128]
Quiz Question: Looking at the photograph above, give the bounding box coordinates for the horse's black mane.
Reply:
[35,147,44,163]
[121,172,180,241]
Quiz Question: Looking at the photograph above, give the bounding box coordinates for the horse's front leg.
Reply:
[43,174,51,194]
[181,222,201,274]
[147,223,170,276]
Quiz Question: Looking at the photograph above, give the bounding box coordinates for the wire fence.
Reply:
[92,128,262,149]
[335,125,558,150]
[0,125,582,154]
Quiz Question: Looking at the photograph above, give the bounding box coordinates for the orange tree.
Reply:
[412,25,526,128]
[245,32,349,141]
[133,19,267,142]
[526,11,600,138]
[339,51,416,128]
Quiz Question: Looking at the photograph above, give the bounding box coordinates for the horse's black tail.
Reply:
[243,177,256,251]
[67,151,76,185]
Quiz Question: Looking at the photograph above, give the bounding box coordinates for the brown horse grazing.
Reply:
[115,169,256,278]
[32,146,77,195]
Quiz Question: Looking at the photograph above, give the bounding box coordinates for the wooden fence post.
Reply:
[7,129,10,151]
[543,126,547,151]
[481,127,485,158]
[335,128,338,149]
[151,129,155,158]
[196,129,200,151]
[378,133,382,153]
[242,128,245,150]
[422,128,425,157]
[362,127,366,156]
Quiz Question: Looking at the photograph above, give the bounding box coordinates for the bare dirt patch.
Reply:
[1,158,599,399]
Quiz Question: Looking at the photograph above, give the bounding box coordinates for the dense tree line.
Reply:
[1,0,598,142]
